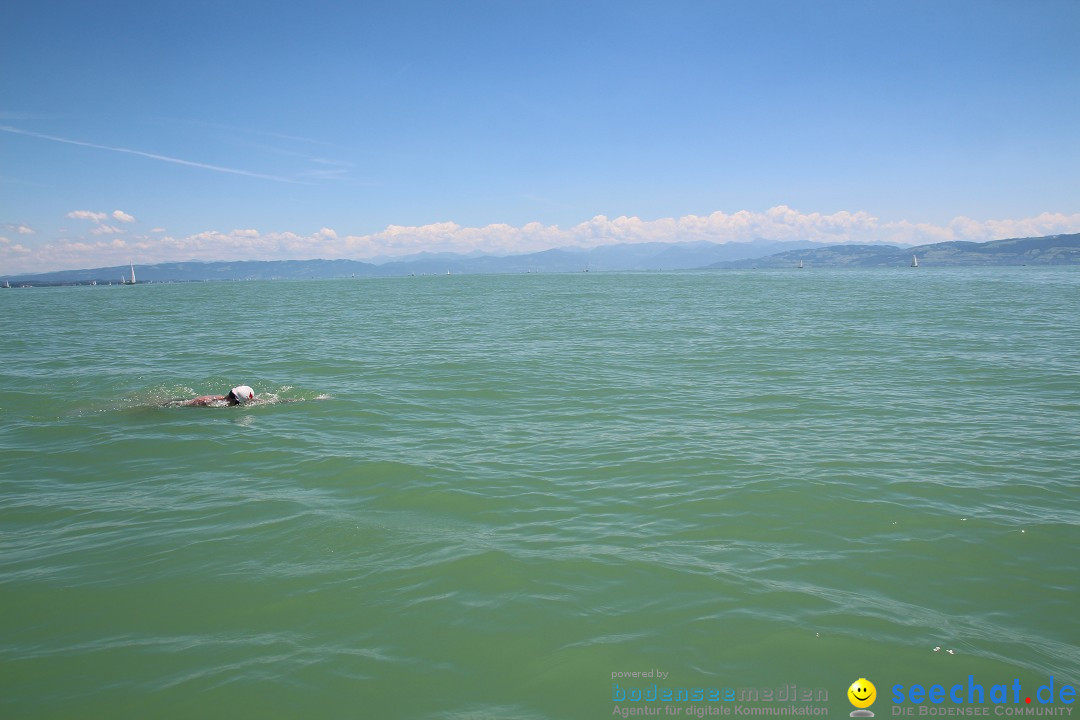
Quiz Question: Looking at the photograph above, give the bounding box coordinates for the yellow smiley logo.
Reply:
[848,678,877,709]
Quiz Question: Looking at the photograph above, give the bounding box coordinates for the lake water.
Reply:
[2,268,1078,719]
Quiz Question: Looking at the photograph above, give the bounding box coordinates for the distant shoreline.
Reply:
[3,233,1078,285]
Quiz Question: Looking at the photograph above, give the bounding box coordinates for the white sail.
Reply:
[130,263,136,284]
[911,254,919,268]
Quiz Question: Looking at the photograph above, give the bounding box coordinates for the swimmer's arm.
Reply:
[183,395,225,406]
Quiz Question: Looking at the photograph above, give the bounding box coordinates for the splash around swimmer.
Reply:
[180,385,256,407]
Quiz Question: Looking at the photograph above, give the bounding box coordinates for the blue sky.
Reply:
[2,0,1079,272]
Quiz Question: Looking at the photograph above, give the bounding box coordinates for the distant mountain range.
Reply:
[0,239,819,284]
[3,233,1078,285]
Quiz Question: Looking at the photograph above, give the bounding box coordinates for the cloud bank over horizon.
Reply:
[4,206,1080,275]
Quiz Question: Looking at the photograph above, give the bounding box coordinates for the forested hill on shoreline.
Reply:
[712,233,1080,268]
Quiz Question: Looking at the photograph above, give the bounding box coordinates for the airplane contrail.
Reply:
[0,124,302,184]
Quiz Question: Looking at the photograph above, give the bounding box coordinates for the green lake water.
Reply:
[2,268,1078,719]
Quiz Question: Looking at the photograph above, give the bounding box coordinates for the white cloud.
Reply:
[6,207,1080,275]
[1,241,30,255]
[67,210,107,222]
[17,224,34,235]
[340,208,1080,259]
[148,208,1080,261]
[328,207,891,258]
[90,224,124,235]
[112,210,136,223]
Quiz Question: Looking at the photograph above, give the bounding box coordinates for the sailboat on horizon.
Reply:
[129,262,136,284]
[911,254,919,268]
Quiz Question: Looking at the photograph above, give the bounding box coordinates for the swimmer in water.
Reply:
[181,385,256,407]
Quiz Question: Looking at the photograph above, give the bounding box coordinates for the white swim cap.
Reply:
[230,385,255,403]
